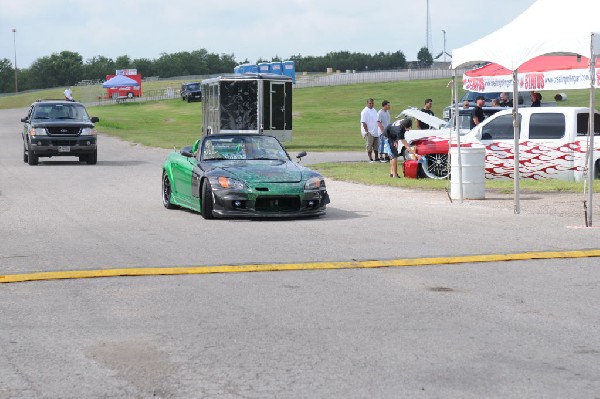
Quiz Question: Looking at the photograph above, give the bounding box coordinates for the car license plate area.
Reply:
[255,196,300,212]
[58,146,71,153]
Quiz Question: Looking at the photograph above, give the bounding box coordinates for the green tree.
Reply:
[417,47,433,68]
[0,58,15,93]
[115,55,132,69]
[83,55,115,80]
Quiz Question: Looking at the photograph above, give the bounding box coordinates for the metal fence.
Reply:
[293,68,467,88]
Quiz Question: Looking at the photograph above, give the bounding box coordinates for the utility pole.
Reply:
[426,0,432,51]
[12,28,18,93]
[442,29,447,62]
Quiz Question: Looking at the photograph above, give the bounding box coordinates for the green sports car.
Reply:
[162,134,330,219]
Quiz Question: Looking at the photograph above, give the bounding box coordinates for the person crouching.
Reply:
[382,119,421,178]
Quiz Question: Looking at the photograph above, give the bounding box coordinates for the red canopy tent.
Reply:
[463,55,600,93]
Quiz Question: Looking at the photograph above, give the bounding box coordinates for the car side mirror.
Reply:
[296,151,307,162]
[181,146,194,158]
[91,116,99,123]
[21,117,27,122]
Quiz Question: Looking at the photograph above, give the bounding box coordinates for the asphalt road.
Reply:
[1,107,599,398]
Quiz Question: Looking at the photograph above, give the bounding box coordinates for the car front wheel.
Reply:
[419,153,449,179]
[27,147,38,166]
[86,150,97,165]
[201,180,214,219]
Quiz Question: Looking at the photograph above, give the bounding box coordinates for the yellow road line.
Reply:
[1,249,599,284]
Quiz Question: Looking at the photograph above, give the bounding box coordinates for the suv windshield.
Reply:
[185,83,200,90]
[33,103,90,120]
[461,91,502,102]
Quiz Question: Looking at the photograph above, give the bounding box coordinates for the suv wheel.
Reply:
[27,147,38,166]
[23,144,28,163]
[86,150,97,165]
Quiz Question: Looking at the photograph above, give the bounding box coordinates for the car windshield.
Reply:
[461,91,502,102]
[33,104,90,120]
[201,135,289,161]
[186,83,200,90]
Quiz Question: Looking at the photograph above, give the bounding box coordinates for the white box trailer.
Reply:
[201,73,293,142]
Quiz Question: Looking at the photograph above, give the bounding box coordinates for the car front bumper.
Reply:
[28,137,96,156]
[211,187,330,218]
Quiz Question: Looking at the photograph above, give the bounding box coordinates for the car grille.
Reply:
[255,196,300,212]
[47,127,81,135]
[52,139,80,146]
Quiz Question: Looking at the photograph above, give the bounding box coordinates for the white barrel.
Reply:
[450,147,486,200]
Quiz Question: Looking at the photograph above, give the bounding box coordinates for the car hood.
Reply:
[207,160,304,183]
[397,108,447,129]
[31,120,95,128]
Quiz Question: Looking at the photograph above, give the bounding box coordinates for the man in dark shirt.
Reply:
[499,92,513,107]
[383,119,420,178]
[472,95,486,125]
[417,98,434,129]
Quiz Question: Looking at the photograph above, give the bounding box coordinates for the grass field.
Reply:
[2,78,598,192]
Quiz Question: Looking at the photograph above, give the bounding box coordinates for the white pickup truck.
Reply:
[403,107,600,181]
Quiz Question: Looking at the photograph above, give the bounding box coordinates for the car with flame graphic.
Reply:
[403,107,600,181]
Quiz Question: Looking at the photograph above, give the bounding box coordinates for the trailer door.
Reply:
[269,81,286,132]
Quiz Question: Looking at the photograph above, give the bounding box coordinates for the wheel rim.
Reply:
[421,154,450,179]
[162,174,171,206]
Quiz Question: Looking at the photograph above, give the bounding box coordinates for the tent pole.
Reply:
[587,48,596,227]
[453,70,463,202]
[513,70,520,214]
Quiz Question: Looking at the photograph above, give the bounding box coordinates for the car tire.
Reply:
[187,97,191,103]
[27,147,38,166]
[419,153,450,179]
[86,150,97,165]
[126,92,134,99]
[201,179,214,219]
[23,143,28,163]
[162,171,177,209]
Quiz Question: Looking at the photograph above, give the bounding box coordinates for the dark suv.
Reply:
[180,82,202,102]
[442,91,528,121]
[21,99,100,165]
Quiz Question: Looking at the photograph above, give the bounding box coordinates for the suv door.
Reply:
[479,113,522,178]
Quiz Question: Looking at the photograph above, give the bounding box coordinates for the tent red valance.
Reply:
[463,55,600,92]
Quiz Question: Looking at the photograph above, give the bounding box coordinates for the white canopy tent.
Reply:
[450,0,600,226]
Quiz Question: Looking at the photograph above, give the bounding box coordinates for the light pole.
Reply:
[442,30,447,63]
[12,28,18,93]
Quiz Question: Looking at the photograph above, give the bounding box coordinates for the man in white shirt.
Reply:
[360,98,379,162]
[64,87,73,101]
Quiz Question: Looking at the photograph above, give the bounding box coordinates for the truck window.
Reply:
[481,114,518,140]
[576,112,600,136]
[529,113,565,139]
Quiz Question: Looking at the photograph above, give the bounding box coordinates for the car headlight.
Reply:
[217,176,246,190]
[305,176,325,190]
[81,127,96,136]
[28,127,47,137]
[404,147,418,161]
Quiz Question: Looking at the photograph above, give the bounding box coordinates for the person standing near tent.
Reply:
[64,87,73,101]
[472,95,485,125]
[360,98,379,162]
[376,100,391,162]
[499,92,513,107]
[531,91,542,107]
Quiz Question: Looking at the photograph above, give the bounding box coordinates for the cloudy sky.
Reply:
[1,0,536,69]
